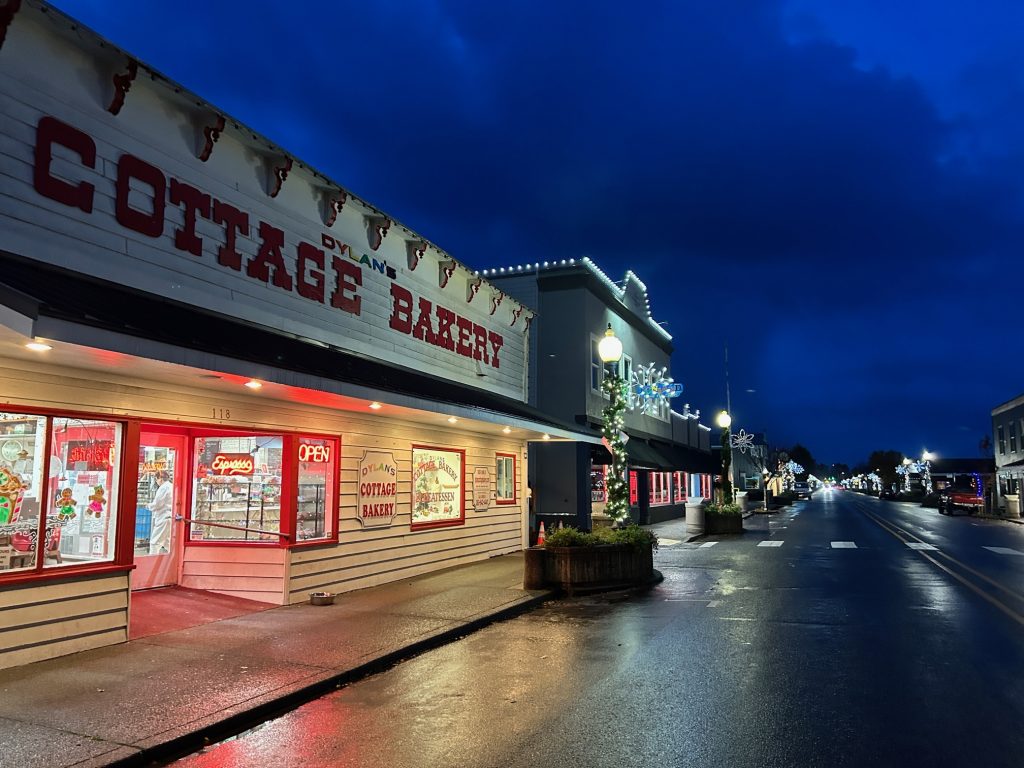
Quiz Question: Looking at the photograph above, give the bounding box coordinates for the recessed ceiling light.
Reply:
[369,402,383,410]
[502,426,512,434]
[244,380,263,390]
[447,416,458,424]
[542,433,551,441]
[25,341,52,352]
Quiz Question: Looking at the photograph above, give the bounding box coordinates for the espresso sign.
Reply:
[210,453,255,476]
[473,467,491,511]
[357,451,398,528]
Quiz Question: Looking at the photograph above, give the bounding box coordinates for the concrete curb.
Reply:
[101,589,556,768]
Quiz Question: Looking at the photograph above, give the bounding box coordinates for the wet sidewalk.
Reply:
[0,553,552,768]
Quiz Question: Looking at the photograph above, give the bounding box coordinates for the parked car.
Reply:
[937,482,985,515]
[793,482,813,499]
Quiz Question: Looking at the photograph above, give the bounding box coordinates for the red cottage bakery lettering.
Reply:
[389,284,503,369]
[31,116,362,317]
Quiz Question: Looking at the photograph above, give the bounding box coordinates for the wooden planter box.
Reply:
[527,544,654,596]
[704,512,743,535]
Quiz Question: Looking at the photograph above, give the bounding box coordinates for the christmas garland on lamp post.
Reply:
[598,325,630,525]
[601,371,630,523]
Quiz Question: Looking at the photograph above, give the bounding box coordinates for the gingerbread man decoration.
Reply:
[88,486,106,518]
[55,488,76,521]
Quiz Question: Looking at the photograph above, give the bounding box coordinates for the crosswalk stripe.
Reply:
[757,540,784,547]
[906,542,938,550]
[659,538,681,546]
[983,546,1024,556]
[831,541,857,548]
[698,542,718,548]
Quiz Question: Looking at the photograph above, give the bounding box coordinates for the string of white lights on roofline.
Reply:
[477,257,672,342]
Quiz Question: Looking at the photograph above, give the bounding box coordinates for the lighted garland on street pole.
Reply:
[597,325,630,524]
[601,370,630,523]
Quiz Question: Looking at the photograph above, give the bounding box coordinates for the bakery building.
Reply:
[0,2,595,669]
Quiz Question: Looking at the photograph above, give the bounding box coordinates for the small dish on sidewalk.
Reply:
[309,592,335,606]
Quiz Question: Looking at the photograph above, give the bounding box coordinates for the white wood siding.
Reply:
[0,572,129,670]
[179,546,287,605]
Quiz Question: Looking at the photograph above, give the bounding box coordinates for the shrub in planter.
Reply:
[538,525,658,594]
[703,503,744,534]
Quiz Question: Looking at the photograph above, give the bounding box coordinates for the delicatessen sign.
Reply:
[357,451,398,528]
[411,446,464,529]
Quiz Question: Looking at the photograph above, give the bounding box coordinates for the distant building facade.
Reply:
[483,259,717,531]
[993,393,1024,512]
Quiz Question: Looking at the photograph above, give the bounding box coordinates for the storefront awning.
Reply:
[590,437,717,473]
[0,253,599,443]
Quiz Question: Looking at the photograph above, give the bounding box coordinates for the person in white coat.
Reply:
[148,470,173,555]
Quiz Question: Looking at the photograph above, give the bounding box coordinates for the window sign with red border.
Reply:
[629,471,638,506]
[411,445,465,530]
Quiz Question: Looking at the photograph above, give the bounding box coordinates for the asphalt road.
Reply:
[168,491,1024,768]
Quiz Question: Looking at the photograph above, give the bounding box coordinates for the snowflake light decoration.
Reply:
[730,429,755,454]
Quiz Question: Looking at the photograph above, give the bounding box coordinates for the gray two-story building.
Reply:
[483,259,717,533]
[993,393,1024,515]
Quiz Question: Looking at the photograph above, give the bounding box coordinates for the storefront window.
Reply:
[44,418,122,569]
[673,471,687,503]
[629,471,638,506]
[296,438,336,542]
[495,453,516,504]
[191,436,283,542]
[649,471,671,505]
[0,413,47,573]
[411,445,465,530]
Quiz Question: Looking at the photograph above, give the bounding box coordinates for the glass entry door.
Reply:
[133,431,187,590]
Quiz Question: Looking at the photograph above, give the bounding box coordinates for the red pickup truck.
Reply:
[937,482,985,515]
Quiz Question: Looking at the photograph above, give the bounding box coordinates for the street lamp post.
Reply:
[597,325,629,524]
[716,410,733,505]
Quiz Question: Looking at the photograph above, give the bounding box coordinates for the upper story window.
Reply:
[998,425,1006,455]
[590,337,603,394]
[1011,420,1019,454]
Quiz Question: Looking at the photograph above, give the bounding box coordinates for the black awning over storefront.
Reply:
[0,252,595,439]
[650,440,721,474]
[590,435,717,473]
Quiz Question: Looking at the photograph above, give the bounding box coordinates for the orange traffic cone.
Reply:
[537,521,546,545]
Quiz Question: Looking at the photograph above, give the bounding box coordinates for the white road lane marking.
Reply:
[831,541,857,548]
[660,538,681,546]
[698,541,718,548]
[906,542,938,550]
[707,600,721,607]
[757,540,784,547]
[983,546,1024,556]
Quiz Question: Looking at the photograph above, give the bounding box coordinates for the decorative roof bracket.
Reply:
[405,239,427,271]
[107,59,138,115]
[365,215,391,251]
[198,115,225,162]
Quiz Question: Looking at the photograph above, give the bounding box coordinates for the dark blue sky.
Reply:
[52,0,1023,467]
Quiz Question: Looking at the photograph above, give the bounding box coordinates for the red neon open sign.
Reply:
[298,443,331,463]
